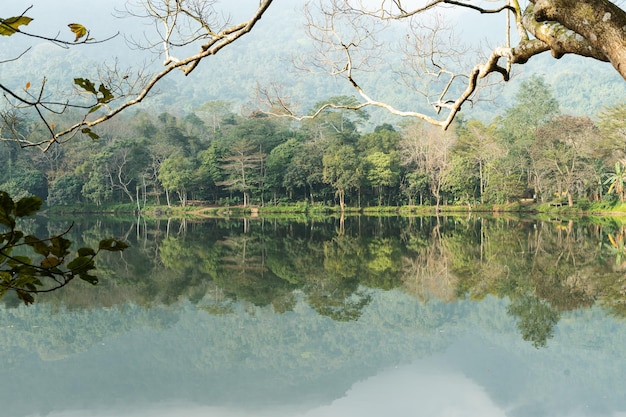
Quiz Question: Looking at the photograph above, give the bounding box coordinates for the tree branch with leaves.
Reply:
[0,1,274,151]
[0,192,128,304]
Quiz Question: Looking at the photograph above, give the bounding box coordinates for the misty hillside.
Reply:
[3,0,626,128]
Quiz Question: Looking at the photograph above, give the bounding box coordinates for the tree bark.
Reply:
[530,0,626,78]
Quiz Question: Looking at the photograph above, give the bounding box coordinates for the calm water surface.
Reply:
[1,215,626,417]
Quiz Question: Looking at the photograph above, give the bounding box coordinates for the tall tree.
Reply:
[400,121,455,210]
[454,119,504,204]
[531,116,599,206]
[218,139,265,207]
[322,144,362,211]
[286,140,326,204]
[364,151,400,206]
[497,75,561,200]
[598,103,626,163]
[360,125,402,205]
[158,155,197,207]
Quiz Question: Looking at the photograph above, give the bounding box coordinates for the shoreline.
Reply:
[43,201,626,220]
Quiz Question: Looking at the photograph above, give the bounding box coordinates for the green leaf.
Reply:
[88,105,102,114]
[0,271,12,283]
[16,290,34,305]
[7,256,32,267]
[78,273,98,285]
[24,235,51,256]
[81,128,100,140]
[14,196,42,217]
[74,78,97,94]
[0,192,15,228]
[68,23,88,42]
[50,236,72,258]
[0,16,33,36]
[77,247,96,257]
[98,84,114,103]
[98,238,129,252]
[67,256,95,274]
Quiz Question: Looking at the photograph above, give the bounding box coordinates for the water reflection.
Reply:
[29,215,626,347]
[2,294,626,417]
[2,215,626,416]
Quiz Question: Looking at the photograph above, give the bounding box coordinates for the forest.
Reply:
[2,74,626,212]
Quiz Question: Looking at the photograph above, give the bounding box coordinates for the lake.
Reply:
[1,214,626,417]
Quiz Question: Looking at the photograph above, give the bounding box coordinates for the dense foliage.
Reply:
[2,76,626,210]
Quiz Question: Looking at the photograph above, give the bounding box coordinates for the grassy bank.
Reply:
[43,199,626,220]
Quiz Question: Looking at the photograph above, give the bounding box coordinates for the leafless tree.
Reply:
[261,0,626,129]
[400,120,455,209]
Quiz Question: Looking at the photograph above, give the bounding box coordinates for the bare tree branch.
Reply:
[0,0,274,151]
[261,0,626,130]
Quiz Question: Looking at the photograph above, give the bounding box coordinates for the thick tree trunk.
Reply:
[529,0,626,79]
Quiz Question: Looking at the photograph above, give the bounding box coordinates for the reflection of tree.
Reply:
[306,236,371,321]
[507,295,560,348]
[360,238,403,290]
[400,216,626,347]
[402,221,458,302]
[266,227,404,321]
[216,235,297,309]
[25,215,626,349]
[308,290,372,322]
[157,236,217,304]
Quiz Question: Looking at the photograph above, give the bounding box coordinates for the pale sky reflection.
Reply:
[40,363,506,417]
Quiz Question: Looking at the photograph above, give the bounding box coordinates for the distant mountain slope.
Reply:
[4,1,625,129]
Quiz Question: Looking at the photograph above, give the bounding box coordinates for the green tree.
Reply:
[454,119,503,204]
[360,125,402,206]
[159,155,197,207]
[195,145,224,203]
[0,161,47,201]
[286,140,326,204]
[598,102,626,162]
[443,155,480,205]
[497,75,561,200]
[77,154,112,206]
[47,174,83,206]
[364,151,400,206]
[303,96,368,146]
[605,161,626,202]
[508,294,560,349]
[401,171,430,206]
[323,145,362,211]
[266,138,299,202]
